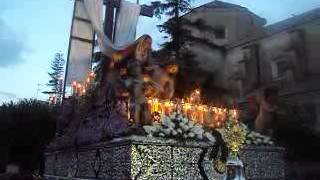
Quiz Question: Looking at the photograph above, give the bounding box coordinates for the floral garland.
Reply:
[143,112,216,144]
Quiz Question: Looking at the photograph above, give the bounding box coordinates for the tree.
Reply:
[152,0,226,100]
[0,99,57,174]
[43,52,65,104]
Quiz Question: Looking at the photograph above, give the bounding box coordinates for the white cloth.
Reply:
[83,0,141,56]
[114,0,141,47]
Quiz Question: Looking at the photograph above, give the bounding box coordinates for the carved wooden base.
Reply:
[44,136,286,180]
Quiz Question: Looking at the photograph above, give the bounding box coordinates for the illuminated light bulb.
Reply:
[82,89,86,93]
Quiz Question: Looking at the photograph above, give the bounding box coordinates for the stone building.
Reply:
[182,1,320,130]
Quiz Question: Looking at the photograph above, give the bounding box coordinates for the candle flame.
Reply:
[147,89,237,128]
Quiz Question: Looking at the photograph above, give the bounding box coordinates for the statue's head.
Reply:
[135,35,152,63]
[165,64,179,75]
[164,53,178,75]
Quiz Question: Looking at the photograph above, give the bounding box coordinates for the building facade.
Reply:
[183,1,320,130]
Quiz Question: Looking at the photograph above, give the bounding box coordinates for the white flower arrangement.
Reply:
[242,124,274,146]
[245,130,274,146]
[143,112,216,144]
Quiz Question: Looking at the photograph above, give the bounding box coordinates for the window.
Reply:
[276,61,288,77]
[271,56,291,79]
[213,27,226,39]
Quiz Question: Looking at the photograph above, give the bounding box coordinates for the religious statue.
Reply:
[96,35,154,127]
[255,87,279,135]
[143,67,178,100]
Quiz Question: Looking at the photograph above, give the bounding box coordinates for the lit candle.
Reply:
[154,99,159,112]
[77,83,82,96]
[164,101,171,115]
[128,99,131,121]
[147,99,153,113]
[197,105,204,124]
[71,81,76,95]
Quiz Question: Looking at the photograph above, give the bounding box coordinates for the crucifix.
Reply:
[103,0,154,41]
[63,0,154,98]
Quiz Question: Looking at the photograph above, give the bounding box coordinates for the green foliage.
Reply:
[153,0,226,99]
[43,52,65,103]
[0,99,57,173]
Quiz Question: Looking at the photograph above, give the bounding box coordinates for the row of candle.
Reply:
[71,72,95,96]
[147,98,238,128]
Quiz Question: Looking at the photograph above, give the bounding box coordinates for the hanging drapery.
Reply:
[66,0,141,86]
[82,0,106,52]
[83,0,141,55]
[114,0,141,46]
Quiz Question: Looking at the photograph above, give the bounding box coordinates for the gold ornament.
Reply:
[224,115,246,156]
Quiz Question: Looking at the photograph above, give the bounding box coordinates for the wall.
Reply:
[304,22,320,75]
[180,7,265,100]
[228,19,320,130]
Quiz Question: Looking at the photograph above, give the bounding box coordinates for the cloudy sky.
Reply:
[0,0,319,103]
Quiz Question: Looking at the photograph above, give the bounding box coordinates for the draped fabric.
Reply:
[114,0,141,47]
[66,0,141,86]
[83,0,141,56]
[82,0,107,52]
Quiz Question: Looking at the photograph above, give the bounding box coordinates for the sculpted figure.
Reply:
[149,63,178,100]
[110,35,152,67]
[120,35,152,126]
[255,87,279,135]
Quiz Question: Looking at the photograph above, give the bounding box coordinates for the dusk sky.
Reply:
[0,0,319,103]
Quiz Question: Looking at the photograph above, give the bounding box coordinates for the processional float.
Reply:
[44,1,285,179]
[62,0,239,130]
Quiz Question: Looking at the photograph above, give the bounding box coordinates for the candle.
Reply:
[164,101,171,115]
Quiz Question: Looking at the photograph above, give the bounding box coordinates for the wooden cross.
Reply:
[103,0,154,41]
[62,0,154,98]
